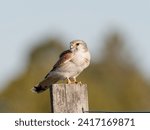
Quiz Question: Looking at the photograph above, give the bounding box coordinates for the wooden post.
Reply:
[50,84,89,113]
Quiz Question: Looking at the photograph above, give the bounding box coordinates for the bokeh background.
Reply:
[0,0,150,112]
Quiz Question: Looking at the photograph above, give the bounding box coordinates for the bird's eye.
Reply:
[76,43,80,46]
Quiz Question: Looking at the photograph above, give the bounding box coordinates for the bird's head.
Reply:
[70,40,88,52]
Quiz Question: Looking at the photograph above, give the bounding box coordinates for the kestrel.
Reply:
[32,40,91,93]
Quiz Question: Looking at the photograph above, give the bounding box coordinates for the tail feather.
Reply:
[32,85,47,93]
[32,77,58,93]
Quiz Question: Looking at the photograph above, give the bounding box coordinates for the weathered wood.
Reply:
[50,84,89,113]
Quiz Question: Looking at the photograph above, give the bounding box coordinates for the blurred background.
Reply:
[0,0,150,112]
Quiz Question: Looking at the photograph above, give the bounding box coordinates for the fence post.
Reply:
[50,84,89,113]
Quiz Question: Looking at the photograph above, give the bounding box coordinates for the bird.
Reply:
[32,40,91,93]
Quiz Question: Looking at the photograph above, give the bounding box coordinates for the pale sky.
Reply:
[0,0,150,89]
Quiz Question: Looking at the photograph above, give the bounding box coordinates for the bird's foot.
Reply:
[69,77,80,84]
[67,81,72,84]
[66,78,72,84]
[67,77,82,84]
[75,81,82,84]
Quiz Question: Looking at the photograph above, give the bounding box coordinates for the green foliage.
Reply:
[0,33,150,112]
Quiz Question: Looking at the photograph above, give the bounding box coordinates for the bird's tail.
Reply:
[32,77,58,93]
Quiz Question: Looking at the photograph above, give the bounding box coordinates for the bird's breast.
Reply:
[72,51,90,67]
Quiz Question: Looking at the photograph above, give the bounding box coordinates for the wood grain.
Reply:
[50,84,89,113]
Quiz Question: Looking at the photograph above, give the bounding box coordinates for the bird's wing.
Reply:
[34,50,74,93]
[52,50,74,71]
[33,50,73,93]
[44,50,73,79]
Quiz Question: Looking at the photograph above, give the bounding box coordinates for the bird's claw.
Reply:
[66,77,82,84]
[75,81,82,84]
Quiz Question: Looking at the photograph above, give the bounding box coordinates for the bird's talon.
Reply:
[66,78,72,84]
[75,81,82,84]
[79,81,82,84]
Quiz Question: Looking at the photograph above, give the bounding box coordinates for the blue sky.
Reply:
[0,0,150,89]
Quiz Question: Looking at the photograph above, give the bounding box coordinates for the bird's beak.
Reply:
[70,45,74,49]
